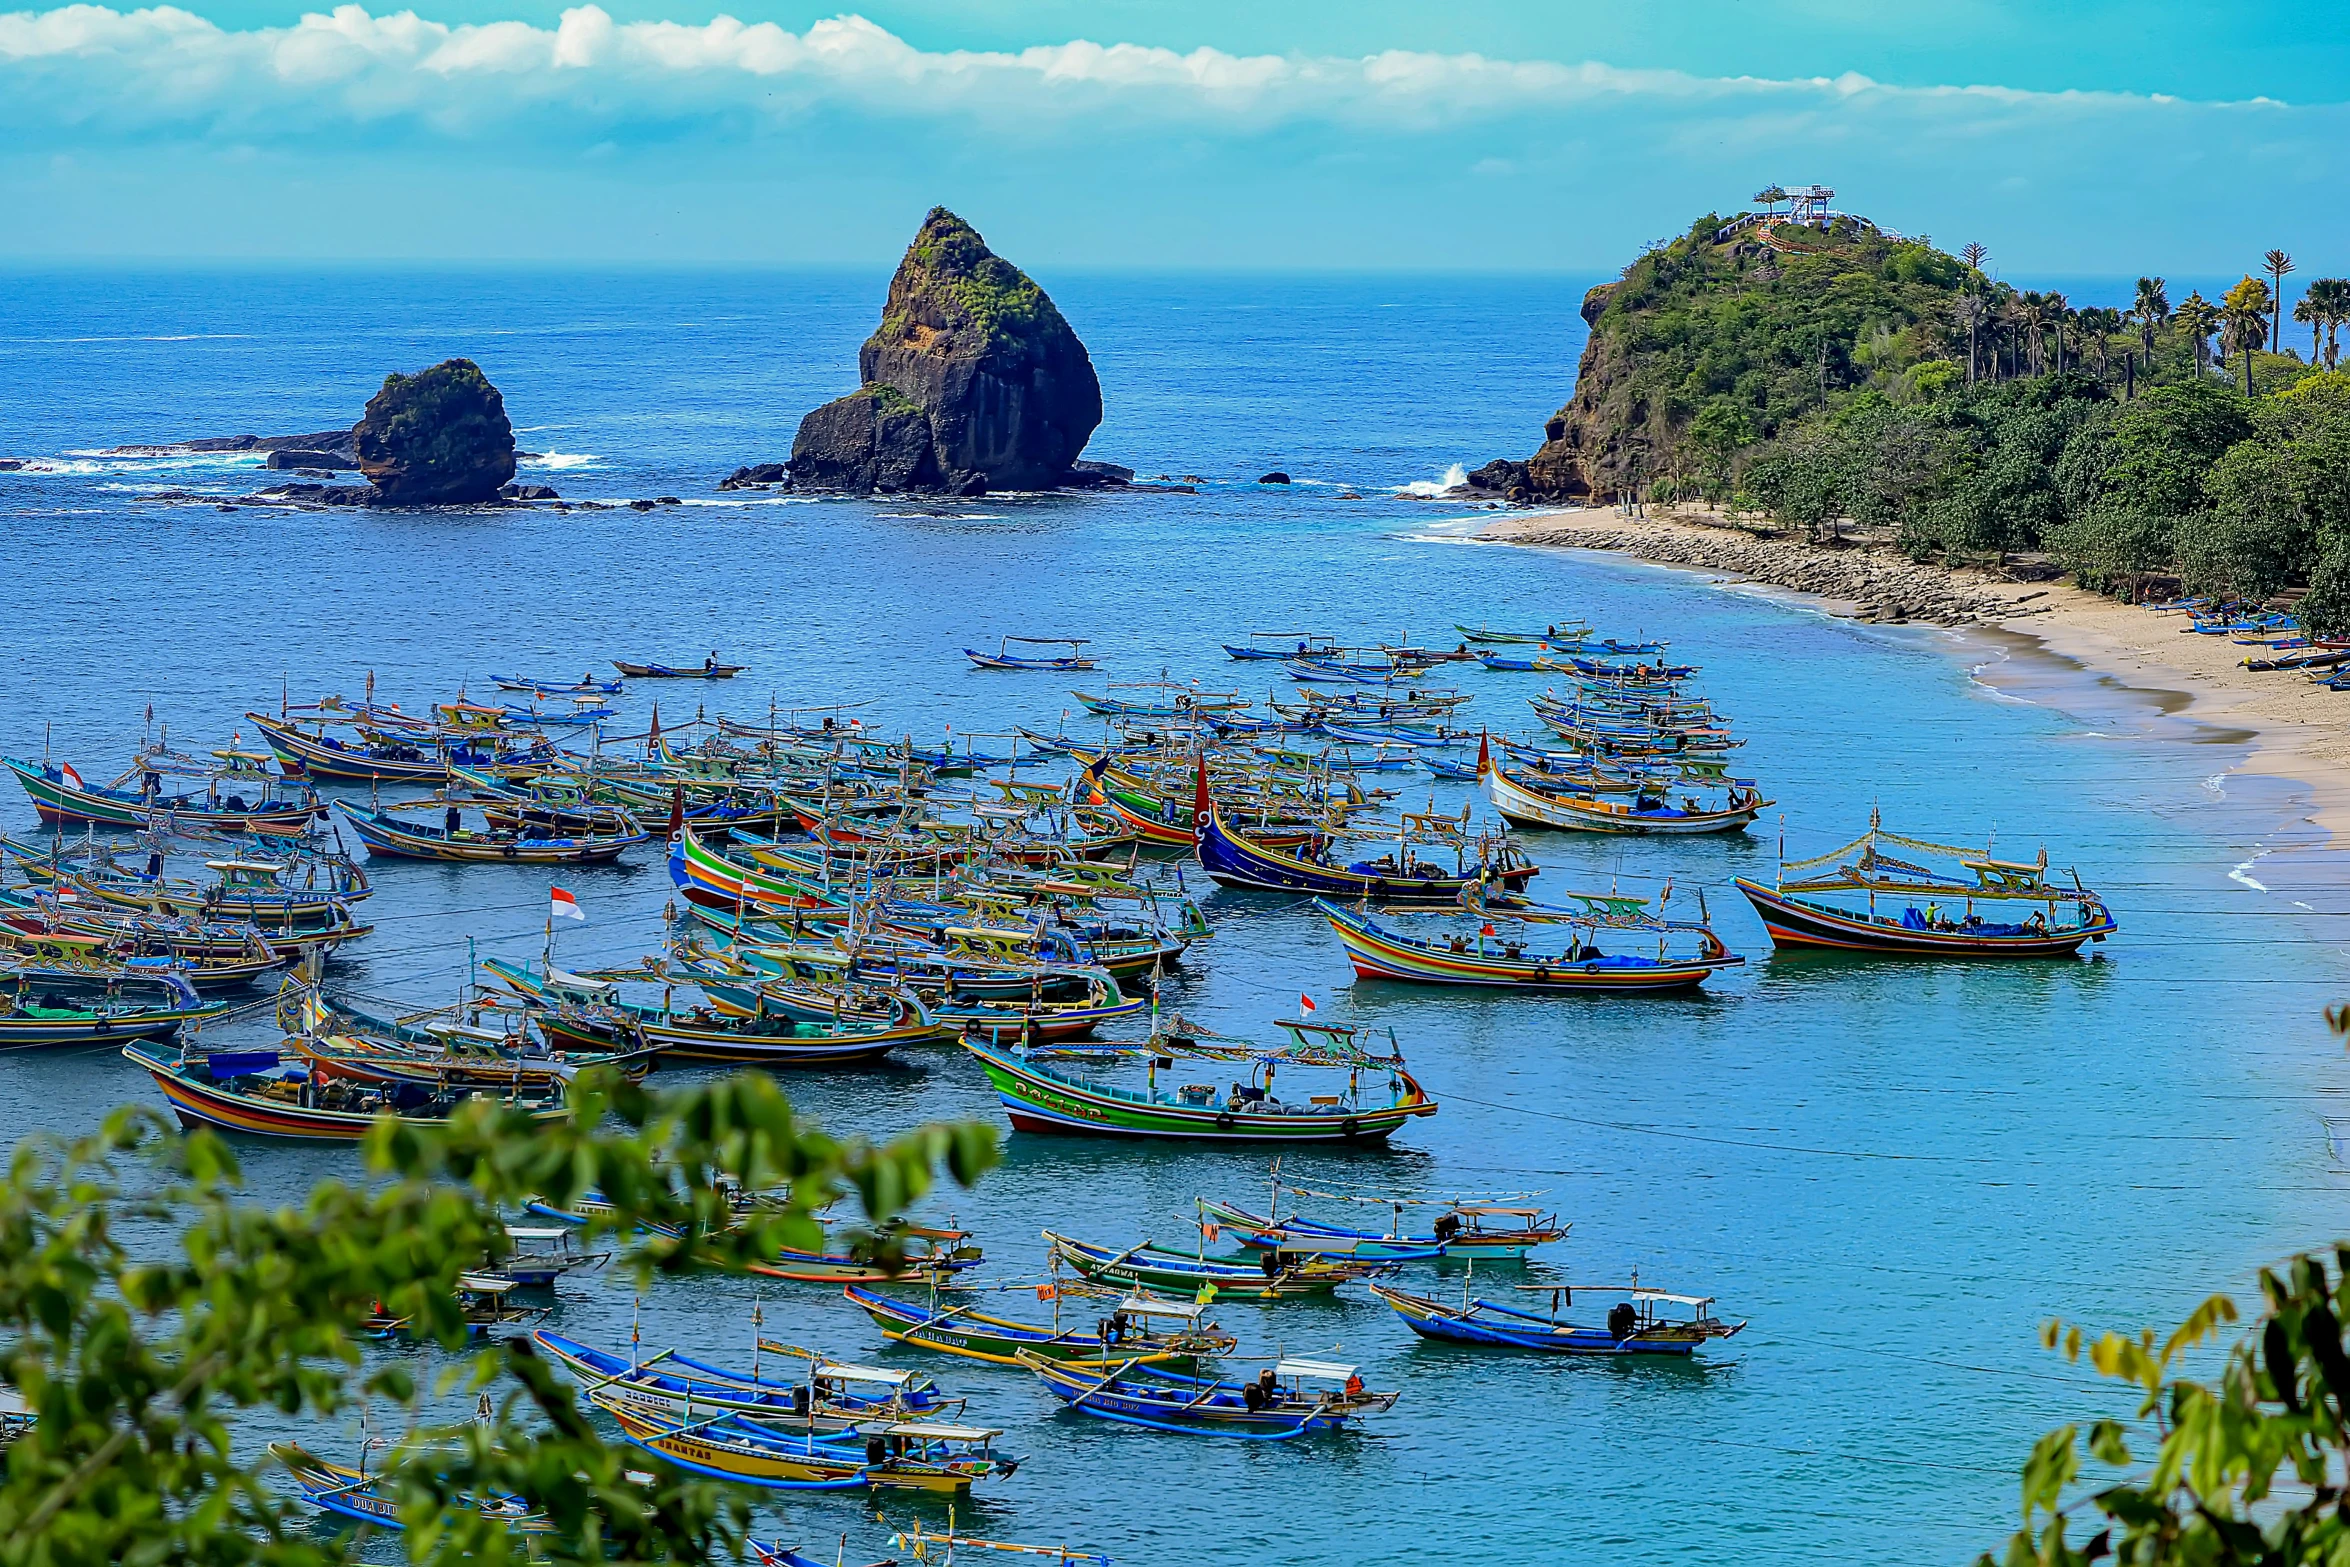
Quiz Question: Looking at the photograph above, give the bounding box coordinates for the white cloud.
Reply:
[0,3,2309,144]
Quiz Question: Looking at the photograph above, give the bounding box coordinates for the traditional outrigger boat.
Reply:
[7,754,320,833]
[1369,1276,1745,1356]
[249,709,555,783]
[880,1521,1112,1567]
[965,637,1096,672]
[1484,762,1767,835]
[594,1393,1016,1493]
[1072,685,1249,719]
[534,1330,964,1433]
[965,1016,1437,1143]
[523,1190,985,1286]
[271,1443,555,1533]
[1316,897,1743,992]
[124,1041,569,1140]
[335,798,647,864]
[1043,1230,1394,1299]
[492,673,624,695]
[0,989,223,1049]
[846,1283,1235,1368]
[1733,812,2118,957]
[7,839,372,936]
[1197,1168,1565,1260]
[1224,631,1339,661]
[1019,1352,1394,1439]
[614,658,746,679]
[1195,797,1537,902]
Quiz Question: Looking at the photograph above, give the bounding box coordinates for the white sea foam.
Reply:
[524,451,600,470]
[1395,463,1469,498]
[2230,848,2271,892]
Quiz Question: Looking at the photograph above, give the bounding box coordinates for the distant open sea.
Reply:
[3,267,2346,1565]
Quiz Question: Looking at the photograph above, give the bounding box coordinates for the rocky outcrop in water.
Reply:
[784,208,1103,496]
[352,359,516,505]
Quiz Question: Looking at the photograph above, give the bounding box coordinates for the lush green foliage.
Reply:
[0,1071,997,1567]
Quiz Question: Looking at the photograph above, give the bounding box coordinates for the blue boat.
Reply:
[1018,1350,1394,1438]
[965,636,1096,672]
[1369,1279,1745,1355]
[1194,797,1536,903]
[1475,651,1541,672]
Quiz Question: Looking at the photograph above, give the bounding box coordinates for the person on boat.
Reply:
[1257,1367,1283,1405]
[1344,1372,1366,1398]
[2025,909,2049,934]
[705,651,719,672]
[1924,900,1941,930]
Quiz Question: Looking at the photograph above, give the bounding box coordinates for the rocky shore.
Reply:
[1484,508,2057,626]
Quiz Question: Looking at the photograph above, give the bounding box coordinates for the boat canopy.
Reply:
[503,1226,573,1242]
[1273,1358,1358,1382]
[872,1420,1001,1441]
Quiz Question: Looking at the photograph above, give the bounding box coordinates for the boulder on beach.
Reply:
[263,447,357,471]
[786,208,1103,496]
[351,358,517,505]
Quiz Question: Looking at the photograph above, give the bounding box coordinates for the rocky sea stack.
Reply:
[788,209,1102,495]
[353,358,517,505]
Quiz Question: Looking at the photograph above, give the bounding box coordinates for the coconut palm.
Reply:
[2265,249,2295,367]
[2309,278,2350,369]
[2174,291,2219,377]
[2129,276,2170,384]
[2017,291,2050,375]
[2083,307,2121,381]
[2295,292,2323,365]
[1951,290,1989,384]
[2220,276,2273,395]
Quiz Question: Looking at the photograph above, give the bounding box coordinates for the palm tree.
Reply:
[2084,307,2120,381]
[2265,249,2295,367]
[2309,278,2350,369]
[2175,291,2219,377]
[1952,290,1988,384]
[2295,292,2322,365]
[2018,291,2050,375]
[2220,276,2273,395]
[2130,276,2170,385]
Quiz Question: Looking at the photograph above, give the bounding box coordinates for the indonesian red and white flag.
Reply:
[59,762,85,790]
[550,887,585,921]
[1298,993,1316,1015]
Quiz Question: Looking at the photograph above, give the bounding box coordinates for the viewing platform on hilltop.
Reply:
[1714,185,1908,250]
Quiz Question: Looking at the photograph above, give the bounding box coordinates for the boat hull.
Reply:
[1317,900,1732,992]
[1194,805,1534,903]
[1733,878,2111,957]
[1485,768,1761,835]
[965,1037,1432,1144]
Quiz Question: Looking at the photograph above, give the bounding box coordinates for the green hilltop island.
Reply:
[1468,184,2350,628]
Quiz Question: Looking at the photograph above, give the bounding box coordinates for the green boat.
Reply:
[844,1284,1235,1367]
[1043,1230,1393,1299]
[961,1021,1438,1144]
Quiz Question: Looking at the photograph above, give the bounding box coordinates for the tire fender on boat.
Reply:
[1215,1111,1236,1132]
[1342,1117,1363,1139]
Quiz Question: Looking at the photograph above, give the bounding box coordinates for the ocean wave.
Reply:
[524,451,600,469]
[1395,463,1468,498]
[2230,848,2271,892]
[679,496,817,507]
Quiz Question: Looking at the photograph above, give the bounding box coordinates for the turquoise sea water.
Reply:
[3,268,2347,1564]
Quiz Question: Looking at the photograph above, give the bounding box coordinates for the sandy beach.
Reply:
[1478,505,2350,840]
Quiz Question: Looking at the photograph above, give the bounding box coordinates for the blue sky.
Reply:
[5,0,2345,272]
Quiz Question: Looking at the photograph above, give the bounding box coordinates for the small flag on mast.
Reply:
[1298,993,1316,1015]
[59,763,85,790]
[550,887,585,921]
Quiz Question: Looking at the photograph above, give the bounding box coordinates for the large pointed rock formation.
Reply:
[788,209,1102,496]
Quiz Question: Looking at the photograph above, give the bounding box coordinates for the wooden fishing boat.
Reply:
[966,1019,1436,1143]
[0,925,284,991]
[1455,624,1584,645]
[1369,1278,1745,1356]
[1072,687,1248,718]
[1734,812,2117,956]
[523,1192,984,1286]
[846,1284,1235,1368]
[1195,800,1536,902]
[123,1042,569,1140]
[1484,764,1766,835]
[1043,1230,1392,1298]
[7,755,320,833]
[0,991,223,1049]
[1224,631,1339,661]
[335,799,646,863]
[1199,1194,1564,1261]
[595,1393,1016,1493]
[1474,651,1541,672]
[613,659,746,679]
[249,710,555,783]
[492,673,625,695]
[534,1330,963,1433]
[965,636,1096,672]
[535,998,942,1066]
[288,985,656,1083]
[1019,1351,1393,1439]
[881,1523,1112,1567]
[1316,899,1742,992]
[271,1443,554,1532]
[10,842,372,934]
[482,1224,605,1287]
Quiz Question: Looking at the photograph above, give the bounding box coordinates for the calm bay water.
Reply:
[3,267,2347,1564]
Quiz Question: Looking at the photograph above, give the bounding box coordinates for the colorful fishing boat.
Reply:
[966,1015,1436,1143]
[1199,1193,1564,1261]
[248,710,553,783]
[1369,1277,1745,1356]
[1316,899,1742,992]
[0,990,224,1049]
[1019,1352,1394,1439]
[1484,763,1766,835]
[965,637,1096,672]
[7,755,319,833]
[492,673,625,695]
[271,1443,555,1532]
[522,1191,984,1286]
[595,1393,1016,1493]
[845,1284,1235,1368]
[881,1522,1112,1567]
[533,1330,964,1432]
[335,799,646,864]
[1195,799,1537,902]
[123,1041,568,1140]
[1043,1230,1393,1298]
[1733,811,2117,956]
[1223,631,1339,661]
